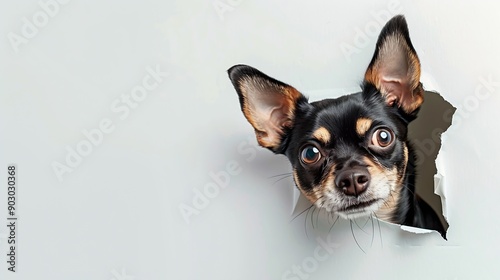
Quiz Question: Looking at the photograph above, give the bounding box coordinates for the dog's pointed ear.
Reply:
[228,65,307,152]
[364,15,423,115]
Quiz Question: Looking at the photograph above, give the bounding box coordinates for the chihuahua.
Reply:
[228,15,446,238]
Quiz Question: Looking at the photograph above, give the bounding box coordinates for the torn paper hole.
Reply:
[290,89,455,238]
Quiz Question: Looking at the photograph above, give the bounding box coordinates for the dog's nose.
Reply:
[335,168,370,197]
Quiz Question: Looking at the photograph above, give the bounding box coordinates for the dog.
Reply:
[227,15,446,238]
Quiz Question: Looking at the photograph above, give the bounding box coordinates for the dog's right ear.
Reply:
[228,65,307,153]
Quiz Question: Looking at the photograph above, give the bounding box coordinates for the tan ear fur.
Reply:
[364,16,423,114]
[228,65,305,151]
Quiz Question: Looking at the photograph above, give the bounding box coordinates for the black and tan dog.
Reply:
[228,15,446,238]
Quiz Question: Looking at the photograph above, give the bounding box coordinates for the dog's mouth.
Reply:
[342,199,379,211]
[337,199,381,217]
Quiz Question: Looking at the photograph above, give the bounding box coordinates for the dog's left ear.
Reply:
[364,15,423,114]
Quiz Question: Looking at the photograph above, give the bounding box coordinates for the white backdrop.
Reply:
[1,0,500,279]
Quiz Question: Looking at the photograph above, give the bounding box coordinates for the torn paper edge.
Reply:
[289,81,452,237]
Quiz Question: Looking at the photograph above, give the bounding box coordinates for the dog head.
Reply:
[228,15,423,221]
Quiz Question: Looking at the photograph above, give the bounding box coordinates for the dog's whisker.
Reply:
[311,205,317,230]
[329,214,340,234]
[353,218,369,234]
[370,215,375,247]
[373,213,383,248]
[316,203,323,228]
[267,172,293,179]
[271,175,293,185]
[361,216,371,228]
[290,204,314,223]
[304,207,310,239]
[350,220,366,254]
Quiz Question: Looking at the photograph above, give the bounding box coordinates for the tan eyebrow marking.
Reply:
[312,127,331,144]
[356,118,373,136]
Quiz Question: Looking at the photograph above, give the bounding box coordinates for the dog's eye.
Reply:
[371,128,394,148]
[300,145,322,164]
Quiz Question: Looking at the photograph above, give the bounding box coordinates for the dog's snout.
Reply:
[335,168,370,197]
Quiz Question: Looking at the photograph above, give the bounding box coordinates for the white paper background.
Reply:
[1,0,499,279]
